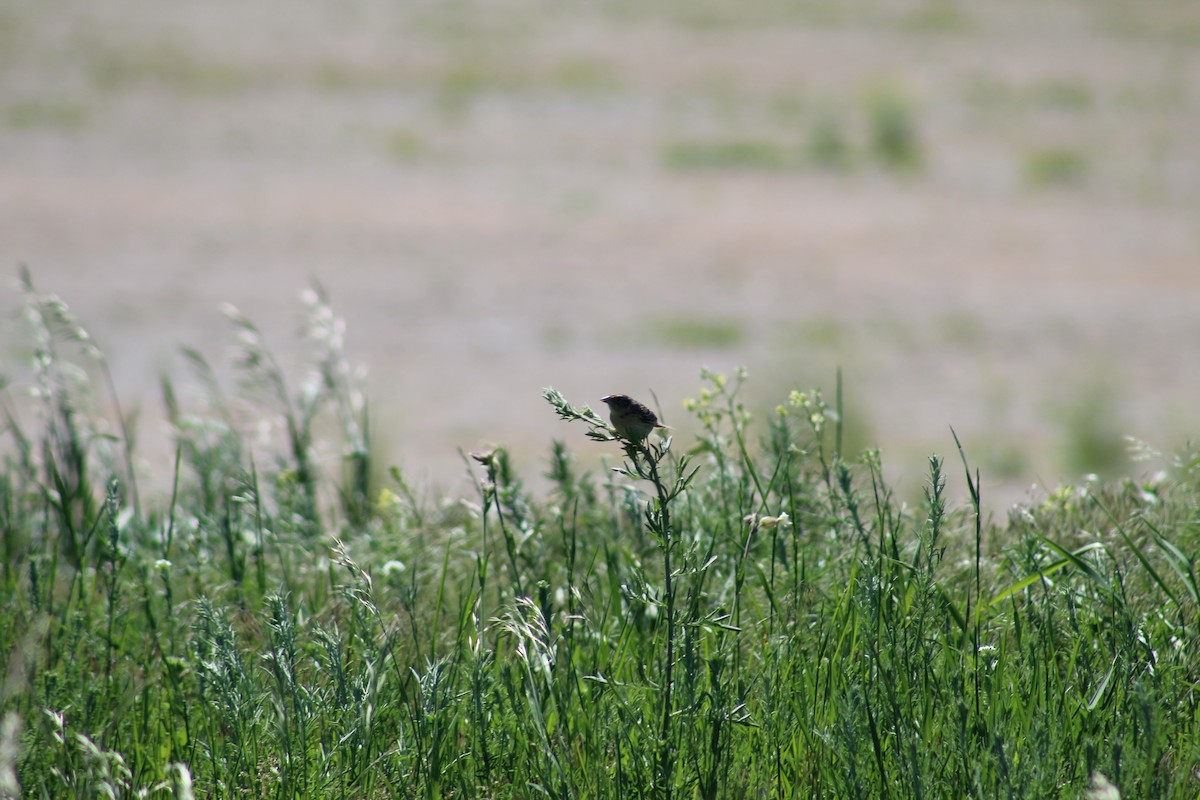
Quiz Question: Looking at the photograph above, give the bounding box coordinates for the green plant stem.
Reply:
[647,446,676,800]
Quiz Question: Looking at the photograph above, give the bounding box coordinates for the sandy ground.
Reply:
[2,0,1198,509]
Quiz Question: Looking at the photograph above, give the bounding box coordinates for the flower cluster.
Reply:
[779,388,837,437]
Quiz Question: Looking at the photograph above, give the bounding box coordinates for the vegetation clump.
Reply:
[1,277,1198,798]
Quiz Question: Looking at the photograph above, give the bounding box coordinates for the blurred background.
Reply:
[1,0,1198,507]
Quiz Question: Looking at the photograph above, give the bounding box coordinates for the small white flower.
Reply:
[1087,771,1120,800]
[760,512,791,530]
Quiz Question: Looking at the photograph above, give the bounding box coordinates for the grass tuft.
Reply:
[1024,146,1090,187]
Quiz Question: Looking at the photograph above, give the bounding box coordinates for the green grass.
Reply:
[865,84,923,173]
[644,315,746,349]
[659,138,793,171]
[807,111,853,171]
[658,83,927,176]
[1055,375,1129,478]
[3,276,1200,798]
[900,0,971,34]
[86,40,257,95]
[963,77,1095,113]
[383,129,427,162]
[5,99,90,132]
[1024,146,1091,187]
[548,58,623,93]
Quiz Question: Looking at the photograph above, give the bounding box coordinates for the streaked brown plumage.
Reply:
[601,394,664,442]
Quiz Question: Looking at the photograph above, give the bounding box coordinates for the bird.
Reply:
[600,394,666,443]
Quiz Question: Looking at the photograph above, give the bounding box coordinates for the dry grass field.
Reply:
[2,0,1198,506]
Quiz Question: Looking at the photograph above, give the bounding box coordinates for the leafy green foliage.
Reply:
[2,283,1199,798]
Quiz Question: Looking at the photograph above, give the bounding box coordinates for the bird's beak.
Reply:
[600,395,613,403]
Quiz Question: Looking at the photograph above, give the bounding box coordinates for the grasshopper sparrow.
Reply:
[601,394,665,443]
